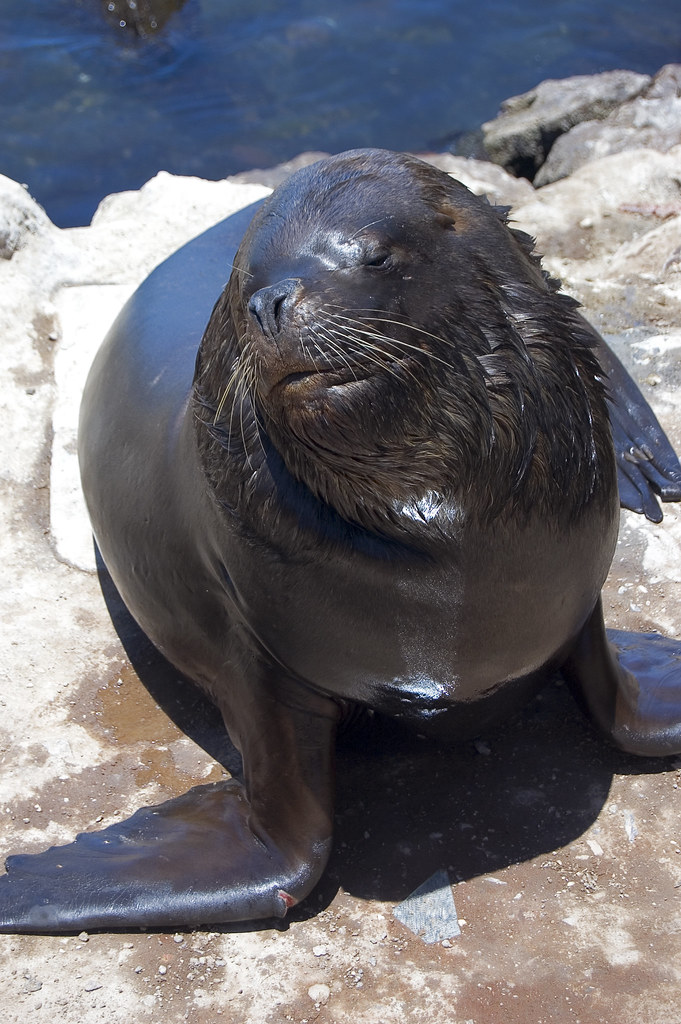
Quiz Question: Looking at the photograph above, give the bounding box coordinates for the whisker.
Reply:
[310,324,360,381]
[228,264,253,279]
[328,305,453,350]
[214,364,242,424]
[320,308,455,373]
[299,329,324,375]
[240,358,253,470]
[347,217,391,241]
[315,315,421,386]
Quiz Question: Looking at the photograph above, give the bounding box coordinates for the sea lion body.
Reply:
[1,149,681,932]
[81,155,616,729]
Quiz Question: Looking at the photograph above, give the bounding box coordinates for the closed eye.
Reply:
[363,250,391,268]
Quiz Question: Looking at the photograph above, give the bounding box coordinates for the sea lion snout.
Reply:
[246,277,321,395]
[248,278,302,340]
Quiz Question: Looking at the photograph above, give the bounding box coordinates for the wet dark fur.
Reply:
[192,151,615,538]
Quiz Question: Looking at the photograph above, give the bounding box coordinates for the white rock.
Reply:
[0,174,54,258]
[307,983,330,1004]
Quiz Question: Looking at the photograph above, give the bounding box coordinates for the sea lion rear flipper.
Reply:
[593,335,681,521]
[0,671,339,933]
[563,598,681,757]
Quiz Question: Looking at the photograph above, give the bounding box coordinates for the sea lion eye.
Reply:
[363,249,391,269]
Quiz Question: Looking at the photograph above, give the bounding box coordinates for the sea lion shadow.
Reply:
[314,681,673,914]
[95,547,666,922]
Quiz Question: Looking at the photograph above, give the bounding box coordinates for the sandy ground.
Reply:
[1,151,681,1023]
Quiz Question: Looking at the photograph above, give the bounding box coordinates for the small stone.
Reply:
[173,933,184,944]
[308,983,330,1004]
[394,870,461,943]
[78,932,89,943]
[624,811,638,842]
[312,945,329,957]
[587,839,604,856]
[83,980,102,992]
[158,965,167,975]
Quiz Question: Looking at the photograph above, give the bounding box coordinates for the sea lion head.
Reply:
[195,149,615,532]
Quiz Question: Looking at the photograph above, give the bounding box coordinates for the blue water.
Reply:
[1,0,680,226]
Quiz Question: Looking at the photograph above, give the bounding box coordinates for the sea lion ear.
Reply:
[432,190,468,229]
[434,209,457,230]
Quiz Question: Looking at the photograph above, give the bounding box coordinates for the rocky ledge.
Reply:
[1,68,680,1024]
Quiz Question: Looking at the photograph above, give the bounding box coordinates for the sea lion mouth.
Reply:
[270,366,373,400]
[281,370,316,387]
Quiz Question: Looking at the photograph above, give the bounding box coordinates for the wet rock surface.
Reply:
[1,74,681,1023]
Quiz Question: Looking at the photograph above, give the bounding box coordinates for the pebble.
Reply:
[308,983,330,1004]
[83,980,102,992]
[78,932,89,943]
[624,811,638,842]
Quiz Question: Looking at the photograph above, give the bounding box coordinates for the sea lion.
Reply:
[1,148,681,932]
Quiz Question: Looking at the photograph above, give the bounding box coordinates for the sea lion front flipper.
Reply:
[593,335,681,521]
[563,598,681,757]
[0,671,340,933]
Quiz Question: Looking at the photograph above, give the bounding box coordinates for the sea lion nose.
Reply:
[248,279,300,338]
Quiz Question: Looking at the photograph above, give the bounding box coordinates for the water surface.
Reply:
[1,0,679,225]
